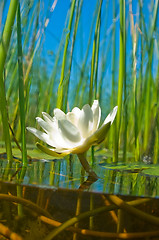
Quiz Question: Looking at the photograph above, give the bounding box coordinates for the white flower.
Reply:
[27,100,118,158]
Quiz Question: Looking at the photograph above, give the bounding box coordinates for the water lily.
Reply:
[27,100,117,178]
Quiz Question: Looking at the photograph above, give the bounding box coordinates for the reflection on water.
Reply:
[1,157,159,239]
[0,157,159,198]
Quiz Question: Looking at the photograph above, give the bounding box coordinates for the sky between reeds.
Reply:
[0,0,159,165]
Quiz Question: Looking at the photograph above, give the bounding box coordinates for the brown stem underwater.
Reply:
[77,153,98,179]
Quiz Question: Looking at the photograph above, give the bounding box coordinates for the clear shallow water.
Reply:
[0,157,159,198]
[1,157,159,240]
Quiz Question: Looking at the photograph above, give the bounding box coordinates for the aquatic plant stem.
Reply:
[77,153,98,179]
[43,198,150,240]
[73,191,82,240]
[0,194,52,218]
[42,221,159,239]
[56,0,76,110]
[16,185,23,217]
[119,0,128,161]
[64,0,82,112]
[113,0,125,162]
[74,4,98,106]
[17,2,27,166]
[0,222,22,240]
[129,1,140,161]
[109,1,117,150]
[89,193,94,230]
[89,0,102,105]
[89,0,102,164]
[143,0,159,151]
[0,0,18,166]
[108,195,159,226]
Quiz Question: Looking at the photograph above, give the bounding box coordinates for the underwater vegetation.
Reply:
[0,0,158,167]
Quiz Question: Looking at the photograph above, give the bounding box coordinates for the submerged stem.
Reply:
[77,153,98,179]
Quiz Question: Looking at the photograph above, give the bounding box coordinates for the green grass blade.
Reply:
[74,5,98,107]
[109,1,117,150]
[56,0,76,110]
[17,2,27,166]
[0,0,18,165]
[113,0,125,162]
[89,0,102,105]
[64,0,83,111]
[129,1,139,160]
[143,0,159,151]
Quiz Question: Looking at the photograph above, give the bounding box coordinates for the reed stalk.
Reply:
[64,0,83,112]
[109,0,117,150]
[129,1,140,161]
[89,0,102,105]
[56,0,76,110]
[143,0,158,151]
[0,0,18,166]
[73,191,82,240]
[45,39,64,114]
[89,0,102,163]
[113,0,125,162]
[74,5,98,107]
[111,1,116,110]
[17,2,27,166]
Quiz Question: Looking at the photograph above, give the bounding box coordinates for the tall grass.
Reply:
[129,0,139,161]
[0,0,159,164]
[17,1,27,166]
[56,0,76,110]
[143,0,158,152]
[113,0,125,162]
[89,0,102,105]
[0,0,18,167]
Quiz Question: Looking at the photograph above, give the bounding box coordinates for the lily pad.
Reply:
[141,167,159,177]
[99,162,153,173]
[95,148,134,158]
[0,147,57,160]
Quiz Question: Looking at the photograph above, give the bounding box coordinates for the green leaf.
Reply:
[141,167,159,177]
[99,162,152,173]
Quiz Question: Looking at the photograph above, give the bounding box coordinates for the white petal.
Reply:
[58,119,82,144]
[91,100,101,132]
[103,106,118,125]
[49,130,74,149]
[71,107,81,126]
[46,120,77,149]
[27,122,73,149]
[36,117,62,148]
[26,127,55,147]
[42,112,59,129]
[78,104,93,138]
[42,112,54,123]
[54,108,66,120]
[72,107,81,116]
[66,112,77,125]
[36,117,51,133]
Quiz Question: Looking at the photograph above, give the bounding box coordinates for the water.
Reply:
[0,156,159,198]
[1,156,159,239]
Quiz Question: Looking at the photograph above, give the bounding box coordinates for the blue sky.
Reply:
[1,0,159,90]
[42,0,158,77]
